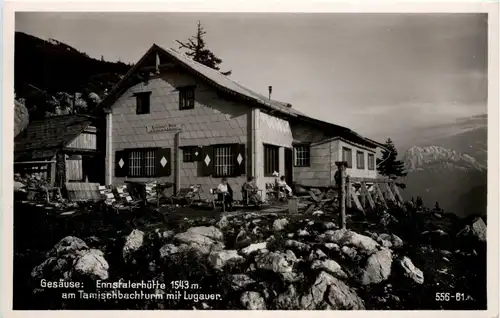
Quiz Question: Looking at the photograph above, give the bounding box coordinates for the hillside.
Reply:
[14,32,132,119]
[400,117,487,218]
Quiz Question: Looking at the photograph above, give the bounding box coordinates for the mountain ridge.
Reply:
[399,119,487,218]
[403,145,486,172]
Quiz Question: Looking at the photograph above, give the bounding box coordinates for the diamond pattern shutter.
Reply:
[200,145,214,176]
[233,143,246,176]
[156,148,171,177]
[193,146,202,162]
[115,150,129,178]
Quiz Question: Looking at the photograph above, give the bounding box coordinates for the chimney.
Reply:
[268,86,272,100]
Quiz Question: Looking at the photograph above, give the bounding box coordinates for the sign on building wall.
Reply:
[146,124,182,133]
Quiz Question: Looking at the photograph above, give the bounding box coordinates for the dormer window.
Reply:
[179,86,195,110]
[134,91,151,115]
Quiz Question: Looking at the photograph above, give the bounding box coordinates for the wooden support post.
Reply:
[360,182,375,209]
[335,161,347,229]
[374,183,388,209]
[360,182,366,207]
[391,182,404,204]
[351,192,365,214]
[384,182,397,203]
[346,176,352,209]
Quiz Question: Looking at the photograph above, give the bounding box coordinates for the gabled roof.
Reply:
[98,44,297,116]
[97,43,383,149]
[14,114,95,161]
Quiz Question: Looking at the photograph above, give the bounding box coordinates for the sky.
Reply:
[15,12,488,144]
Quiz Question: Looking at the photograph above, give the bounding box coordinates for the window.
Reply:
[182,146,200,162]
[129,149,156,177]
[294,145,310,167]
[135,92,151,115]
[356,151,365,169]
[179,86,195,110]
[115,148,171,178]
[200,144,245,177]
[214,145,236,177]
[264,144,280,176]
[342,147,353,168]
[368,153,375,170]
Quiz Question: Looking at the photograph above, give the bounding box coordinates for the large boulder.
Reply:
[300,271,365,309]
[72,249,109,280]
[230,274,256,291]
[471,217,487,242]
[123,229,144,262]
[174,226,225,255]
[47,236,88,258]
[159,244,180,258]
[31,237,109,282]
[240,242,267,256]
[377,233,404,249]
[359,248,393,285]
[254,251,295,273]
[320,229,380,255]
[186,226,224,241]
[208,250,244,270]
[285,240,311,253]
[398,256,424,284]
[311,259,347,278]
[275,284,300,309]
[240,291,266,310]
[273,218,289,231]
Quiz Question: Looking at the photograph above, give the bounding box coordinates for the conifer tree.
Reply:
[434,201,442,212]
[176,21,232,76]
[416,196,424,207]
[377,138,408,179]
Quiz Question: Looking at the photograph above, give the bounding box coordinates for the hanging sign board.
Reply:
[146,124,182,133]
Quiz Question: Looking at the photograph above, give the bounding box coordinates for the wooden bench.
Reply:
[65,182,103,202]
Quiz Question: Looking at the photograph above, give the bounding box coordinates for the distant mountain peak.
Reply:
[403,145,486,172]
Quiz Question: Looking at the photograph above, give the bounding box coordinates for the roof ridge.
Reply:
[30,113,95,123]
[161,45,292,106]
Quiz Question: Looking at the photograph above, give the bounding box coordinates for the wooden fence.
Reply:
[336,161,404,228]
[296,161,404,229]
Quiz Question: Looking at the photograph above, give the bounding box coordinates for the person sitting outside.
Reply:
[216,177,234,211]
[242,176,262,204]
[277,175,293,197]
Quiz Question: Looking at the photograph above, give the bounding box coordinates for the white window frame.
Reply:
[294,145,310,167]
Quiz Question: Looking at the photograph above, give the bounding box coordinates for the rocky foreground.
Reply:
[16,202,487,310]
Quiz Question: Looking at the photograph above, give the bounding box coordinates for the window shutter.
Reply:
[234,143,246,176]
[200,145,214,176]
[193,146,202,162]
[156,148,171,177]
[115,150,129,177]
